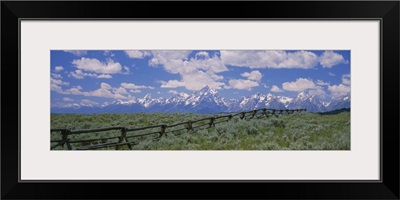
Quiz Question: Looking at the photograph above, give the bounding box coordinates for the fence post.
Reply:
[187,121,193,131]
[262,108,267,117]
[209,117,215,127]
[251,110,257,118]
[159,125,167,138]
[61,129,72,150]
[116,127,131,150]
[228,114,233,121]
[240,112,245,120]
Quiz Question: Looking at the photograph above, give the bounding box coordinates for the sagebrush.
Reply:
[51,112,350,150]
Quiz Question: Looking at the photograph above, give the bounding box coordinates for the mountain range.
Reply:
[52,86,350,114]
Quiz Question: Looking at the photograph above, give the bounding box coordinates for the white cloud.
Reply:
[220,50,319,69]
[125,50,151,59]
[55,66,64,71]
[195,51,210,58]
[51,78,69,86]
[64,50,87,56]
[328,72,336,76]
[319,51,347,68]
[121,82,154,90]
[181,71,226,90]
[149,50,192,68]
[123,66,130,74]
[270,85,284,93]
[328,84,351,98]
[228,79,259,91]
[241,70,263,81]
[282,78,316,92]
[130,90,141,93]
[316,79,330,86]
[72,57,122,74]
[100,82,112,90]
[51,73,62,79]
[69,70,93,79]
[63,83,133,100]
[309,87,327,98]
[160,80,186,88]
[262,83,269,88]
[103,50,115,57]
[96,74,112,79]
[187,53,228,73]
[63,97,74,102]
[150,50,227,91]
[113,87,128,95]
[51,84,67,94]
[342,74,351,85]
[69,70,113,79]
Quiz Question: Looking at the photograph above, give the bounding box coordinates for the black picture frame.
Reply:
[2,1,399,199]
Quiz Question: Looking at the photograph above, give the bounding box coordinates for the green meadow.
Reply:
[51,111,350,150]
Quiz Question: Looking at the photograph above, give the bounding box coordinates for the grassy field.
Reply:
[51,111,350,150]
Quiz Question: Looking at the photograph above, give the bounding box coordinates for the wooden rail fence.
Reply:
[51,108,306,150]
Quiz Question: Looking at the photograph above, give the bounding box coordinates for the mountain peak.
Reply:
[297,91,307,98]
[143,93,152,99]
[196,85,218,96]
[200,85,210,91]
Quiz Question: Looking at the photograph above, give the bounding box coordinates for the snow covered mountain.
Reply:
[51,86,350,114]
[287,92,328,112]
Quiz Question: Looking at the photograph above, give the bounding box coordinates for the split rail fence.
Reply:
[51,108,306,150]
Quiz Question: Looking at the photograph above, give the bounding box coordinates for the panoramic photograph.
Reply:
[50,50,350,150]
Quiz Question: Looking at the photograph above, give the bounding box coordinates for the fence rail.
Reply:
[51,108,306,150]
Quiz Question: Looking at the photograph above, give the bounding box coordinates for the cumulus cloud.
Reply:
[64,50,87,56]
[125,50,151,59]
[72,57,122,74]
[51,73,62,79]
[150,50,227,91]
[69,70,113,79]
[113,87,128,95]
[63,97,74,102]
[241,70,263,81]
[96,74,112,79]
[57,83,139,100]
[342,74,351,85]
[328,84,351,98]
[228,79,259,91]
[262,83,269,88]
[51,76,70,94]
[309,87,327,99]
[160,80,187,88]
[51,78,69,86]
[319,51,348,68]
[51,84,67,94]
[103,50,115,57]
[282,78,316,92]
[316,79,330,86]
[130,90,142,93]
[123,66,130,74]
[328,72,335,76]
[270,85,284,93]
[220,50,319,69]
[55,66,64,71]
[121,82,154,90]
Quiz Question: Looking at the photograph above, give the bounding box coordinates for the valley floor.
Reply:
[51,112,350,150]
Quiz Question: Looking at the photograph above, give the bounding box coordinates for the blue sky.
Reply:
[51,50,350,107]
